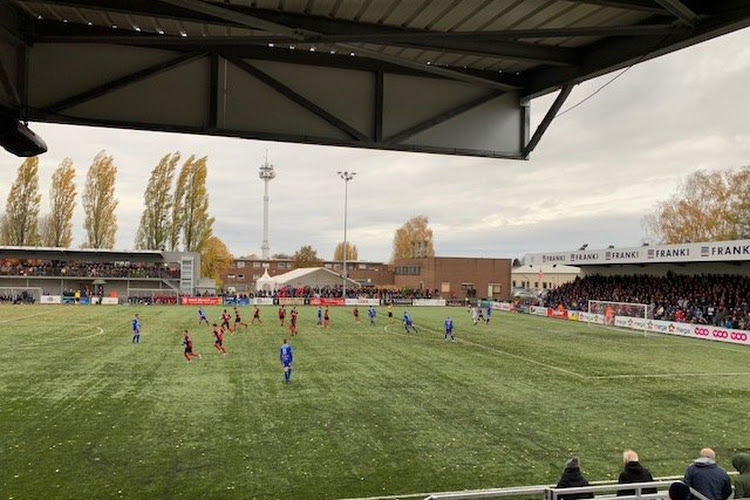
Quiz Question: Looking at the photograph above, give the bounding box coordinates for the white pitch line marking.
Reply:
[591,371,750,380]
[457,336,588,379]
[18,325,105,347]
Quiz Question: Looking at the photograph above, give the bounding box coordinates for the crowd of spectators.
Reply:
[0,259,179,279]
[127,295,178,305]
[251,285,440,300]
[544,273,750,329]
[554,448,748,500]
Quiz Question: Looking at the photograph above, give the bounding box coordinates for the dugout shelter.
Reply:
[0,246,201,301]
[0,1,748,159]
[523,238,750,277]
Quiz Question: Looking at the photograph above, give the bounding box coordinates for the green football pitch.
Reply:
[1,304,748,500]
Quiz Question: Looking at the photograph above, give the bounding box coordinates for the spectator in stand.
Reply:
[732,453,750,500]
[617,449,656,496]
[668,482,691,500]
[683,448,732,500]
[555,457,594,500]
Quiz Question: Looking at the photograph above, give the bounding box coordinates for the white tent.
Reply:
[255,269,277,292]
[273,267,358,289]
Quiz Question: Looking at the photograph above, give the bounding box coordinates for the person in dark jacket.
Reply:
[684,448,732,500]
[556,457,594,500]
[618,449,657,496]
[732,453,750,500]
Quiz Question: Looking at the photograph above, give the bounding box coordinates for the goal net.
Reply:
[0,287,42,304]
[587,300,653,332]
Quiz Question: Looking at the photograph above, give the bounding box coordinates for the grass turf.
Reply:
[1,304,749,500]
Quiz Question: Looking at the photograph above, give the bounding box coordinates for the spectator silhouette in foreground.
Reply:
[617,449,657,496]
[556,457,594,500]
[668,482,691,500]
[684,448,732,500]
[732,453,750,500]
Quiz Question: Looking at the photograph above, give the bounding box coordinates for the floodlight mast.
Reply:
[259,153,276,259]
[338,171,356,299]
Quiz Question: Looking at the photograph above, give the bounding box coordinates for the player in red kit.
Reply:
[353,306,361,323]
[233,306,248,332]
[251,305,263,325]
[182,330,202,361]
[220,309,231,332]
[289,307,299,336]
[278,305,286,326]
[213,323,227,354]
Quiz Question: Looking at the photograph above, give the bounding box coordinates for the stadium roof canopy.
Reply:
[523,239,750,267]
[0,1,748,159]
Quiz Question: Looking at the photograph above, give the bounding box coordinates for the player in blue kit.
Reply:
[485,304,493,325]
[403,311,418,334]
[444,316,455,342]
[368,306,376,326]
[198,307,209,325]
[279,338,293,383]
[316,306,323,327]
[131,314,141,344]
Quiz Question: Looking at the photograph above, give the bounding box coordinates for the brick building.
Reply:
[393,257,511,300]
[223,255,511,300]
[223,257,392,292]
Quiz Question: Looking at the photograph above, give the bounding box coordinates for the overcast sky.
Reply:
[1,27,748,262]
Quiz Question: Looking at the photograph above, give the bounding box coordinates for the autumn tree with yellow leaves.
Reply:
[3,157,42,246]
[391,215,435,261]
[333,241,358,261]
[136,152,180,250]
[82,151,118,249]
[201,235,234,288]
[171,155,214,252]
[42,158,77,247]
[643,166,750,244]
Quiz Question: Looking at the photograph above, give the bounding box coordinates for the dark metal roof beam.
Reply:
[226,56,369,142]
[394,39,579,66]
[44,51,205,113]
[335,43,519,91]
[522,7,750,99]
[13,0,250,30]
[563,0,667,13]
[652,0,699,24]
[31,23,691,44]
[523,84,573,158]
[154,0,309,37]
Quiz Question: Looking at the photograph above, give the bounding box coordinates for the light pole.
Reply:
[259,153,276,259]
[338,171,356,298]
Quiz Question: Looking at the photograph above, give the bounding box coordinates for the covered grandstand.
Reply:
[0,246,201,302]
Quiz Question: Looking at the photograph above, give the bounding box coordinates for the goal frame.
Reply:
[587,300,652,335]
[0,286,43,304]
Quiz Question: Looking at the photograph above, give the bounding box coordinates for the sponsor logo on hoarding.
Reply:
[542,254,566,263]
[647,249,655,259]
[653,248,689,258]
[710,244,750,256]
[731,332,748,342]
[694,327,709,336]
[712,330,729,339]
[701,246,710,257]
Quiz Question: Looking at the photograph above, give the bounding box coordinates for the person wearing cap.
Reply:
[617,449,657,496]
[556,457,594,500]
[668,482,691,500]
[732,453,750,500]
[683,448,732,500]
